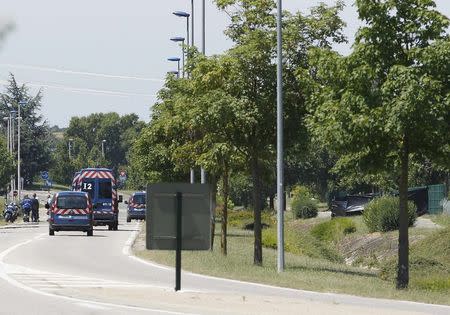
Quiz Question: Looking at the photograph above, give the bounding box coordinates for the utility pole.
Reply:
[276,0,285,273]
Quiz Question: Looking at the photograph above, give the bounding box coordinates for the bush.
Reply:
[311,218,356,242]
[363,196,416,232]
[291,196,318,219]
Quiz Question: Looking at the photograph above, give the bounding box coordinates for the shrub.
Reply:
[291,185,315,200]
[311,218,357,242]
[291,195,318,219]
[363,196,416,232]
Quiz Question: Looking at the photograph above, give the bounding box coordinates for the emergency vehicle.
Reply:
[48,191,93,236]
[72,168,122,230]
[125,191,146,222]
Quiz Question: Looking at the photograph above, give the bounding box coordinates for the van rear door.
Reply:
[53,195,90,225]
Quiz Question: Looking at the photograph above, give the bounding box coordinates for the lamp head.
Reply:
[170,36,185,43]
[173,11,190,18]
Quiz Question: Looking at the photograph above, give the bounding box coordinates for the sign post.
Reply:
[146,183,211,291]
[175,192,182,291]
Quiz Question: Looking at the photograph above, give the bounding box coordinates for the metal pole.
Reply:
[186,17,190,51]
[182,40,185,78]
[190,169,195,184]
[175,192,182,291]
[200,0,206,184]
[102,141,105,158]
[202,0,205,54]
[276,0,285,273]
[17,104,21,202]
[11,112,14,152]
[191,0,194,47]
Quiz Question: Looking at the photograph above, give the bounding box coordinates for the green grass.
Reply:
[380,226,450,292]
[311,218,356,243]
[134,212,450,305]
[427,213,450,228]
[134,224,449,305]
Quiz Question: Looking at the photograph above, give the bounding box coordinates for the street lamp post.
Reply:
[170,37,186,78]
[199,0,207,184]
[191,0,194,47]
[3,116,10,201]
[101,140,106,159]
[168,57,181,79]
[9,108,16,195]
[276,0,285,273]
[202,0,205,54]
[17,100,27,202]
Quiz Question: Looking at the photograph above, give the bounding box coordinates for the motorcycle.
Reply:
[3,202,18,223]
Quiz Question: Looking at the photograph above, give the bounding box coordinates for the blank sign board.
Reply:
[146,183,212,250]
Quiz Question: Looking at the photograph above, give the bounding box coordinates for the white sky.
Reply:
[0,0,448,127]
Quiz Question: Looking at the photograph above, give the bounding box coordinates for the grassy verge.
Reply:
[134,210,450,305]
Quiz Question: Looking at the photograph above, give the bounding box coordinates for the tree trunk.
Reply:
[210,176,218,251]
[221,164,229,255]
[397,138,409,289]
[251,157,263,265]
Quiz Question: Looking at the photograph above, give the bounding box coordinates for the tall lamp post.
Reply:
[9,109,16,194]
[17,100,27,202]
[170,37,186,78]
[200,0,206,183]
[3,116,10,201]
[276,0,285,273]
[168,57,181,79]
[101,140,106,159]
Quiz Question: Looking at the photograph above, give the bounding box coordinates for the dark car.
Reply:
[48,191,93,236]
[125,192,146,222]
[331,195,374,217]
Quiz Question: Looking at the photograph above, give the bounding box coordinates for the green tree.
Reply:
[214,0,346,265]
[0,137,15,190]
[0,74,53,185]
[50,113,144,185]
[308,0,449,288]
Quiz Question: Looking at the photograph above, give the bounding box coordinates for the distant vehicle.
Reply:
[48,191,93,236]
[72,168,123,230]
[125,192,146,222]
[331,195,374,217]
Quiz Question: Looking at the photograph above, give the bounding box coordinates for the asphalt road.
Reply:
[0,194,449,315]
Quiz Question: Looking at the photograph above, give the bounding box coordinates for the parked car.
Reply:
[48,191,93,236]
[331,194,374,217]
[125,192,146,222]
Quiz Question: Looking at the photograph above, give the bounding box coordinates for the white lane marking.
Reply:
[75,302,110,311]
[0,232,198,315]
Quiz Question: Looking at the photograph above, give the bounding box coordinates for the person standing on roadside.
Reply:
[31,193,40,222]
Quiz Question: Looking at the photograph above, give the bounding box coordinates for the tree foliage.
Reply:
[307,0,449,288]
[0,74,53,185]
[50,112,144,185]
